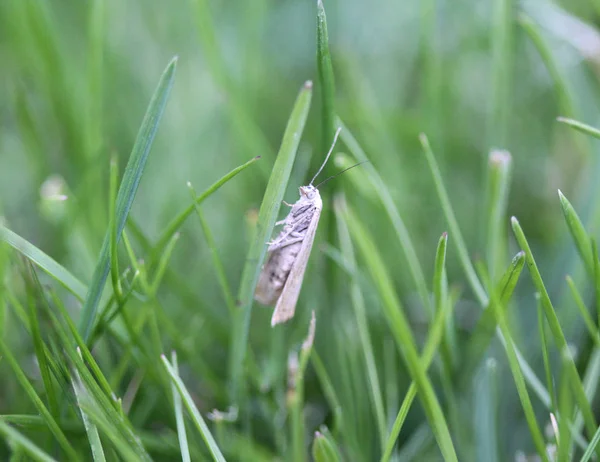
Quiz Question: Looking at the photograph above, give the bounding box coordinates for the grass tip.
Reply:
[516,250,525,258]
[556,116,568,123]
[254,155,261,160]
[510,216,519,226]
[441,231,448,238]
[314,430,323,438]
[304,80,313,90]
[418,132,429,146]
[489,149,512,166]
[160,353,167,360]
[186,181,192,188]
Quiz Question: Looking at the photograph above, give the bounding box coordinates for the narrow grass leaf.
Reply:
[151,155,261,263]
[420,133,487,306]
[170,352,191,462]
[487,270,549,461]
[188,182,237,315]
[72,354,106,462]
[381,236,454,462]
[566,276,600,348]
[334,194,386,450]
[337,118,433,317]
[0,225,87,300]
[316,0,336,153]
[557,349,574,462]
[310,351,343,435]
[0,338,79,461]
[538,296,558,414]
[161,354,226,462]
[109,156,123,302]
[474,359,499,462]
[229,81,312,403]
[79,56,178,341]
[0,420,59,462]
[343,205,458,462]
[511,216,598,446]
[312,428,341,462]
[557,117,600,140]
[485,150,512,282]
[558,190,594,275]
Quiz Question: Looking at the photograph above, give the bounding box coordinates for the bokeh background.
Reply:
[2,0,600,460]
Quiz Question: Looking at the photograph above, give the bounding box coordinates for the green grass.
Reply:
[2,0,600,460]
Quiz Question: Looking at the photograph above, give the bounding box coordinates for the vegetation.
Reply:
[2,0,600,460]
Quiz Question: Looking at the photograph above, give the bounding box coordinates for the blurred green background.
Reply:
[3,0,600,460]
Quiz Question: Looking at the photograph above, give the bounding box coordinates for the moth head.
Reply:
[299,185,317,199]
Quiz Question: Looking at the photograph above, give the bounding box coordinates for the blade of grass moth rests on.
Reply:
[255,127,342,326]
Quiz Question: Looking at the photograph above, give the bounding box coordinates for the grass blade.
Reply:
[0,338,79,461]
[79,56,178,341]
[170,352,191,462]
[0,225,87,300]
[150,155,261,262]
[229,81,312,403]
[0,420,59,462]
[161,354,226,462]
[334,194,386,450]
[316,0,336,153]
[420,133,487,305]
[558,190,594,276]
[336,118,433,317]
[474,359,499,462]
[557,117,600,140]
[511,216,598,447]
[343,204,458,462]
[380,235,454,462]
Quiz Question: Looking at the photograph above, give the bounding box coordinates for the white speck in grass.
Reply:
[489,149,512,168]
[40,174,68,201]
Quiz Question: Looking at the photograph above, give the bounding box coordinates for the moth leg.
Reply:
[275,218,287,226]
[283,201,293,207]
[268,236,304,251]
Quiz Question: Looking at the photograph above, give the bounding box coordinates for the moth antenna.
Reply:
[315,160,369,189]
[310,126,342,186]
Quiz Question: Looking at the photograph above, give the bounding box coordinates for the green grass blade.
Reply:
[485,150,512,282]
[557,117,600,140]
[72,354,106,462]
[161,354,226,462]
[0,338,80,461]
[312,428,341,462]
[380,237,454,462]
[538,296,558,414]
[310,351,343,435]
[0,225,87,300]
[316,0,336,153]
[22,263,59,418]
[489,280,549,461]
[334,194,386,450]
[558,190,594,276]
[229,81,312,403]
[170,352,191,462]
[109,157,123,302]
[566,276,600,348]
[557,349,574,462]
[511,216,599,446]
[151,155,261,262]
[343,204,458,462]
[474,359,499,462]
[188,182,237,315]
[79,56,178,341]
[0,420,59,462]
[336,118,433,317]
[420,133,488,305]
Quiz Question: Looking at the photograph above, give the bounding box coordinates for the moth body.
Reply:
[255,186,322,325]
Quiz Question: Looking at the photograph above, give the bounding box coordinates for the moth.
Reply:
[255,127,343,326]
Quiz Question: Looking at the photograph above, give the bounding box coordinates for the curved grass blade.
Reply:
[380,235,454,462]
[151,155,261,262]
[79,56,178,341]
[0,420,59,462]
[557,117,600,140]
[312,428,341,462]
[161,354,226,462]
[334,194,386,450]
[0,225,87,300]
[316,0,336,153]
[229,81,312,403]
[420,133,487,306]
[558,190,594,276]
[170,352,191,462]
[0,338,79,461]
[343,204,458,462]
[511,216,599,448]
[336,118,433,317]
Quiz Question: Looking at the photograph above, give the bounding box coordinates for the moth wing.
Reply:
[255,249,282,305]
[271,205,321,326]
